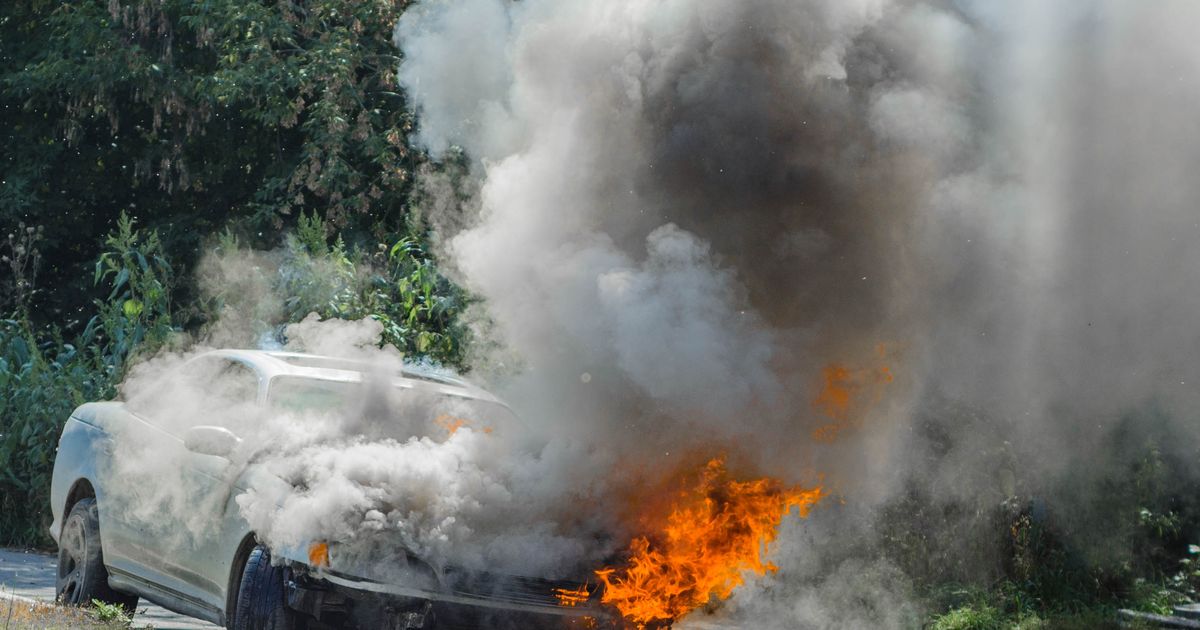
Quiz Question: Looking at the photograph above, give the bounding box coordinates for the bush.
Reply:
[0,323,113,546]
[204,212,473,369]
[0,213,174,547]
[929,602,1005,630]
[891,400,1200,627]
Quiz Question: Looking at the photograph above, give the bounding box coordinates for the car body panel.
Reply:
[51,401,238,623]
[49,411,107,543]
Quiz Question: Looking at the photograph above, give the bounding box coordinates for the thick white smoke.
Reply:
[105,317,618,581]
[102,239,622,581]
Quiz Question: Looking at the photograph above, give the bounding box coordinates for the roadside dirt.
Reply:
[0,548,219,630]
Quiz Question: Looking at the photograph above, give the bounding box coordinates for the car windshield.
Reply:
[266,376,519,435]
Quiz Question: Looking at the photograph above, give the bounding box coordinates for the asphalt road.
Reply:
[0,547,220,629]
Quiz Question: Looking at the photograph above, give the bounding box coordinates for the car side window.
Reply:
[128,357,261,434]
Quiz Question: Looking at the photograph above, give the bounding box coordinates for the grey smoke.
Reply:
[107,320,617,580]
[396,0,1200,625]
[397,0,923,488]
[105,239,622,578]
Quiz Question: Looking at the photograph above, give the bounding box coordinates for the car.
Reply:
[49,349,606,629]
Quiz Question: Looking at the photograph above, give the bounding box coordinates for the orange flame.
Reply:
[811,343,895,442]
[434,413,493,436]
[307,541,330,568]
[592,458,824,627]
[434,414,470,435]
[554,585,592,607]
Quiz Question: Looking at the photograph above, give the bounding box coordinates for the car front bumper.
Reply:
[283,562,613,629]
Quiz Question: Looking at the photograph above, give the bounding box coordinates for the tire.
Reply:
[55,497,138,613]
[231,545,301,630]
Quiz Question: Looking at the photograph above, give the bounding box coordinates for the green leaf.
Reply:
[93,254,109,284]
[10,337,29,366]
[416,331,432,353]
[122,299,144,318]
[108,267,130,300]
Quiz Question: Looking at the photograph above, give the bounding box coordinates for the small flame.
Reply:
[554,585,592,607]
[592,458,824,627]
[811,343,895,442]
[307,541,330,568]
[434,413,470,435]
[434,413,493,436]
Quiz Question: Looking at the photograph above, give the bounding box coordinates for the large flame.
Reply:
[593,458,824,627]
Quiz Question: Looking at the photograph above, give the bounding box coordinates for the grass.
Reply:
[0,595,135,630]
[927,605,1147,630]
[924,581,1169,630]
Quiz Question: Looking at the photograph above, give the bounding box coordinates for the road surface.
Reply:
[0,547,220,629]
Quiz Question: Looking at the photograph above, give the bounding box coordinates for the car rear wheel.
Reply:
[56,497,138,613]
[231,545,303,630]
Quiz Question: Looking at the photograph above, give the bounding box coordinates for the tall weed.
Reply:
[0,213,173,547]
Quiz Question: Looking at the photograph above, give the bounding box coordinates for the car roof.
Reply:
[194,349,498,403]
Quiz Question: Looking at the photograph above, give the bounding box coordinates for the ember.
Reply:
[592,458,823,627]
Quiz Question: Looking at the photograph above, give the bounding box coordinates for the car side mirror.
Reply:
[184,425,242,458]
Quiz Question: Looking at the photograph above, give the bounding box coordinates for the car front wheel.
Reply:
[56,497,138,612]
[232,545,302,630]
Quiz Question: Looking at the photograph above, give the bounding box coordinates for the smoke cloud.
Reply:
[83,1,1200,627]
[393,0,1200,625]
[95,235,623,597]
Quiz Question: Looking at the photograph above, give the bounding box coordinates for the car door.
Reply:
[100,356,263,615]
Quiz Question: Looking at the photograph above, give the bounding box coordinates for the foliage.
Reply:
[0,0,477,546]
[0,0,419,328]
[0,320,113,546]
[902,402,1200,629]
[378,233,471,361]
[1,223,44,317]
[89,599,132,627]
[1167,545,1200,601]
[0,217,172,547]
[928,599,1005,630]
[927,602,1132,630]
[89,211,177,373]
[207,211,472,367]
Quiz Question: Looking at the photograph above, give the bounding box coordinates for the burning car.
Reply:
[48,349,607,629]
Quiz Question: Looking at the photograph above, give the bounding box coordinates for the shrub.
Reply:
[0,213,173,547]
[929,602,1006,630]
[205,212,473,369]
[0,322,113,546]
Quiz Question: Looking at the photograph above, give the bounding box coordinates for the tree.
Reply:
[0,0,419,328]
